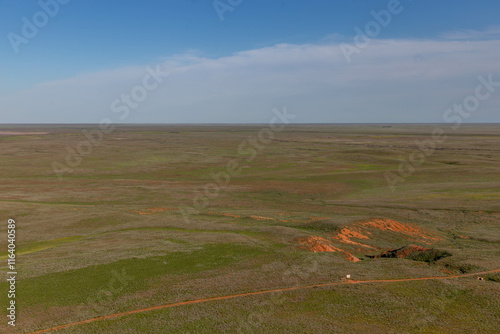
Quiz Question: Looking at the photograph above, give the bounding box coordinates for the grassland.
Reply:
[0,124,499,333]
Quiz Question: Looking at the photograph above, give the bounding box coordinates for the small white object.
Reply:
[346,275,351,279]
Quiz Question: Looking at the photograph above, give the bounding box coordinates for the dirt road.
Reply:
[29,269,500,334]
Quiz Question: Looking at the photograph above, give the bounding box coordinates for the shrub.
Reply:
[407,249,452,263]
[485,274,500,282]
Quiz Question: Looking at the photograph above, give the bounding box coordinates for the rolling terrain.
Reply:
[1,124,499,333]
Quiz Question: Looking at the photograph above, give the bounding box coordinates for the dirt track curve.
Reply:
[29,269,500,334]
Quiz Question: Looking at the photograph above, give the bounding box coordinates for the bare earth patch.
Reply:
[297,219,442,263]
[333,218,441,249]
[297,236,361,262]
[361,219,441,243]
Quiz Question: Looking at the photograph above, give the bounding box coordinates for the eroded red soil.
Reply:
[298,236,361,262]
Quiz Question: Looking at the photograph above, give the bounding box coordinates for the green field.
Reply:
[0,124,499,333]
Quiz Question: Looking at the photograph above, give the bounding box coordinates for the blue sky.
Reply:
[1,0,500,123]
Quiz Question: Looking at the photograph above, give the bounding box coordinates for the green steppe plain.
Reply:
[0,124,499,333]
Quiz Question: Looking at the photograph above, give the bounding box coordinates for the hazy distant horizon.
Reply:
[1,1,500,123]
[1,123,499,127]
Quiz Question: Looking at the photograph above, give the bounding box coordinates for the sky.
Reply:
[1,0,500,123]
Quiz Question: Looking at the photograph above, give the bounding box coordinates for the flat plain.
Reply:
[0,124,499,333]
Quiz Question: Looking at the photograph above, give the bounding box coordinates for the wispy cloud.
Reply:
[1,35,500,123]
[440,26,500,40]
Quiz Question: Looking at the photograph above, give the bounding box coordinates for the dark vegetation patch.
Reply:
[485,273,500,282]
[443,263,480,274]
[366,245,452,263]
[407,249,452,263]
[298,220,340,233]
[439,161,462,165]
[367,244,431,259]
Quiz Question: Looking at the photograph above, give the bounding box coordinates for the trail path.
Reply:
[30,269,500,334]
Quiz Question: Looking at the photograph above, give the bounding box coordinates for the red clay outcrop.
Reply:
[298,236,361,262]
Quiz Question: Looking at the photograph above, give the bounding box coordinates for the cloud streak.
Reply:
[1,34,500,123]
[440,25,500,40]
